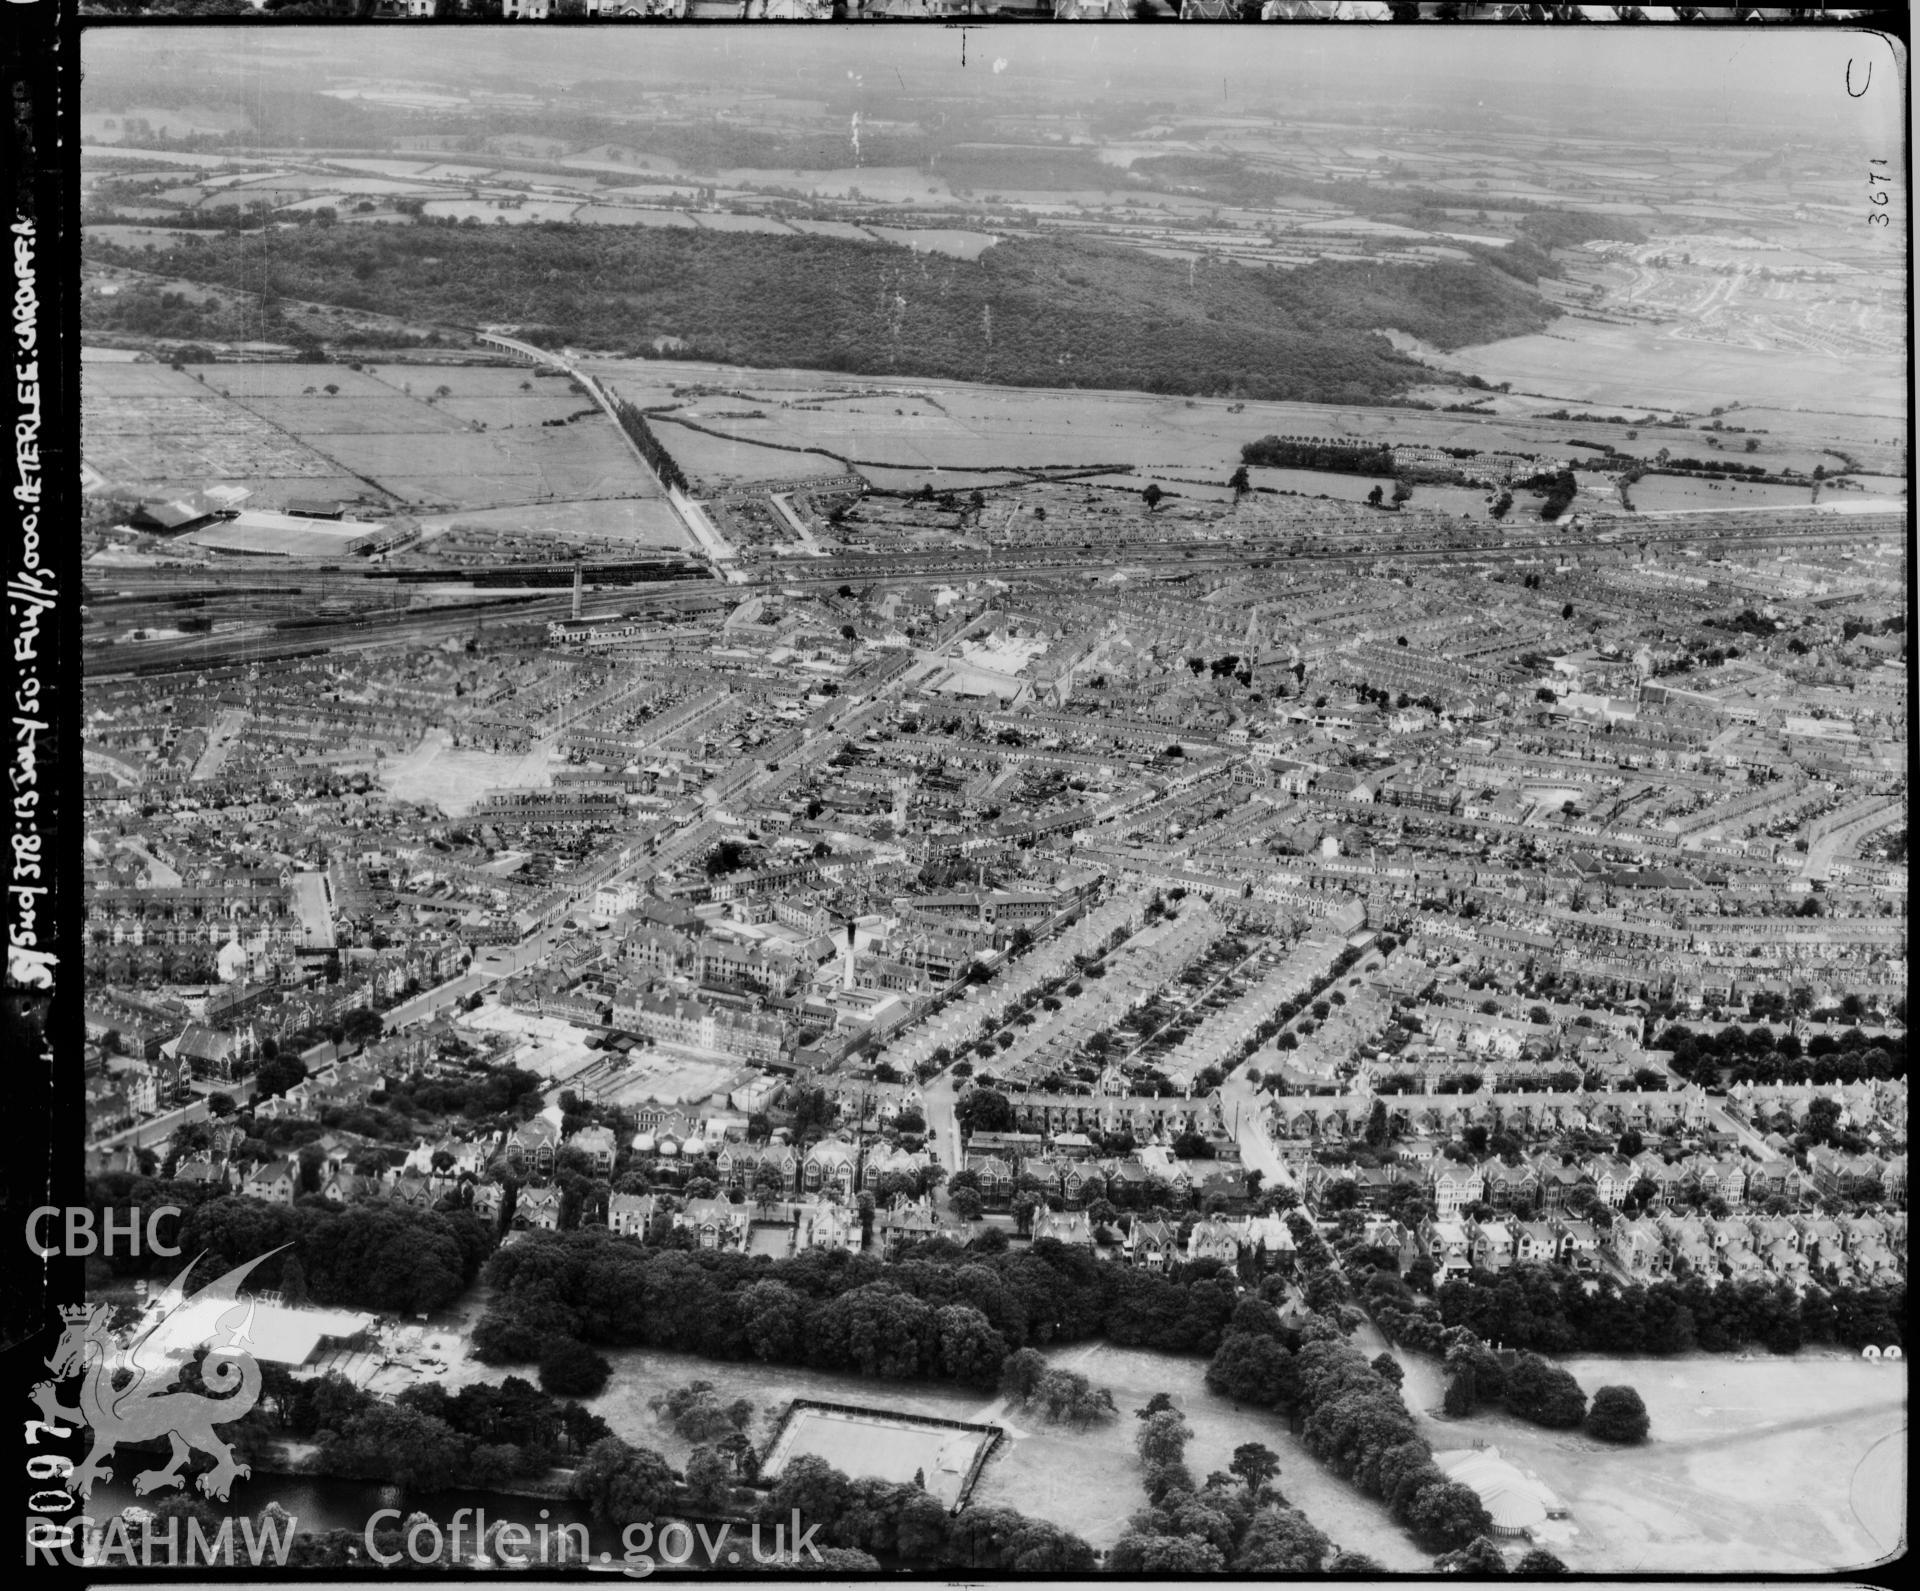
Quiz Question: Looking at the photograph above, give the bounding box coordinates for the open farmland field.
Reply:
[689,213,795,236]
[362,364,592,402]
[610,207,704,228]
[83,361,214,400]
[853,465,1038,494]
[315,428,645,512]
[864,226,1001,260]
[1115,475,1239,505]
[592,356,1900,512]
[80,145,239,169]
[422,198,581,225]
[1727,408,1911,467]
[632,380,1269,483]
[1438,320,1908,418]
[715,165,951,203]
[219,363,653,511]
[786,218,884,243]
[198,363,402,399]
[414,497,688,547]
[82,106,247,141]
[324,158,438,177]
[648,421,853,491]
[86,359,658,512]
[1247,469,1497,519]
[573,204,699,227]
[85,226,202,248]
[1628,474,1816,513]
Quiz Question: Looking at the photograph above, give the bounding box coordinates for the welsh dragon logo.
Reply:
[31,1246,290,1501]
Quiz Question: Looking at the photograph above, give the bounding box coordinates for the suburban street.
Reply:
[1220,1062,1293,1189]
[919,1070,964,1175]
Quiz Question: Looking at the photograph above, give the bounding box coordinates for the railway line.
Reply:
[757,514,1906,589]
[85,581,731,681]
[85,509,1901,680]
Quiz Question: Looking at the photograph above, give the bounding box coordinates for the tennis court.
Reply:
[762,1401,998,1508]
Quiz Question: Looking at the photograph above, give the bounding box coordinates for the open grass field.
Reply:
[1248,469,1497,520]
[864,226,1001,260]
[84,361,217,400]
[1443,1354,1906,1574]
[378,731,554,817]
[415,497,689,547]
[1629,475,1815,513]
[1844,474,1909,498]
[603,356,1838,497]
[647,422,854,491]
[851,465,1038,495]
[690,213,796,236]
[764,1405,996,1509]
[85,225,203,248]
[435,1301,1900,1573]
[966,1340,1432,1566]
[1357,1317,1905,1575]
[547,354,1911,525]
[80,145,254,169]
[1441,319,1908,419]
[566,1339,1429,1563]
[422,198,581,225]
[1730,407,1910,467]
[785,218,883,244]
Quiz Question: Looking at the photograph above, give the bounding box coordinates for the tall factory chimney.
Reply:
[843,920,857,992]
[571,558,584,621]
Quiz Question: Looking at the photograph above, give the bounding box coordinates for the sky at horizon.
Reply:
[83,24,1904,138]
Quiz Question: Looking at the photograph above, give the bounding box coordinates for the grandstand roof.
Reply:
[1434,1446,1554,1533]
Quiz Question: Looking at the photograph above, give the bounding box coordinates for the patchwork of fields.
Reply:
[590,360,1628,505]
[85,360,659,512]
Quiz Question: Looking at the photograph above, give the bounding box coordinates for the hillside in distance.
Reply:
[85,227,1553,405]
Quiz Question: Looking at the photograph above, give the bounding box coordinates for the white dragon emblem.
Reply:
[31,1246,290,1501]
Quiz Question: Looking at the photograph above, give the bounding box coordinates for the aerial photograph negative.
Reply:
[62,17,1904,1580]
